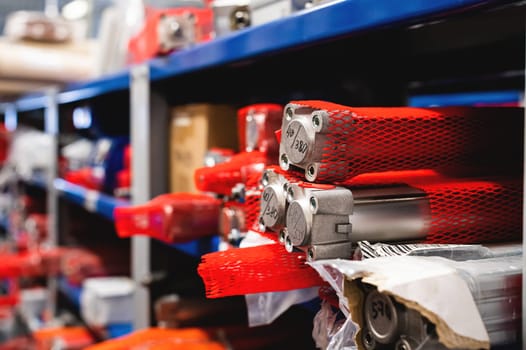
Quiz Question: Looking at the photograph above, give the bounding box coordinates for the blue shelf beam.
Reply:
[15,94,48,112]
[171,235,220,257]
[58,276,82,307]
[10,0,505,109]
[58,71,130,104]
[408,90,524,107]
[149,0,502,81]
[54,178,130,220]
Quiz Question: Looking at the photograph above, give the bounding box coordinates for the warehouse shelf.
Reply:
[3,0,523,344]
[148,0,503,81]
[58,277,133,340]
[14,92,48,113]
[0,216,8,232]
[54,178,129,221]
[58,276,82,307]
[52,177,216,256]
[8,0,508,109]
[25,174,47,189]
[58,71,130,105]
[171,235,220,258]
[408,90,524,107]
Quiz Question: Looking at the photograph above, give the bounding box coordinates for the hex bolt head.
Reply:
[261,171,269,186]
[280,153,289,170]
[309,196,317,211]
[287,187,294,202]
[395,339,412,350]
[312,114,321,128]
[362,329,376,350]
[307,247,315,261]
[279,229,286,243]
[285,106,294,121]
[285,236,294,252]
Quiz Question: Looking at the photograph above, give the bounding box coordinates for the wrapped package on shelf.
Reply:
[0,78,50,97]
[308,254,522,350]
[197,153,267,248]
[279,101,523,183]
[63,137,129,195]
[83,328,226,350]
[19,287,48,331]
[33,326,95,350]
[0,306,16,344]
[61,138,95,173]
[259,166,522,260]
[170,104,238,193]
[197,239,326,298]
[212,0,293,37]
[154,294,247,329]
[60,247,129,286]
[194,150,266,196]
[114,145,132,198]
[114,192,221,243]
[0,37,98,83]
[128,6,214,63]
[0,128,52,185]
[237,103,283,161]
[0,249,61,278]
[80,276,135,327]
[3,11,73,43]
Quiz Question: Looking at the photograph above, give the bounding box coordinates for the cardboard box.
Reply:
[170,104,238,193]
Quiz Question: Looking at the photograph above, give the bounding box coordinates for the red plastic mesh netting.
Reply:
[243,171,264,232]
[415,178,523,244]
[197,243,325,298]
[290,100,523,183]
[344,171,523,244]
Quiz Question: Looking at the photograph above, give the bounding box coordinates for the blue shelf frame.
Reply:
[54,178,130,220]
[58,71,130,104]
[11,0,503,109]
[148,0,500,81]
[409,90,524,107]
[58,277,133,339]
[58,276,82,307]
[171,236,220,257]
[15,93,49,113]
[36,178,216,257]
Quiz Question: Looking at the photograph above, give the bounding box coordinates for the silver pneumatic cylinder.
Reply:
[258,168,431,260]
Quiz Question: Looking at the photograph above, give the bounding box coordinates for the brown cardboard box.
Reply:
[170,104,238,193]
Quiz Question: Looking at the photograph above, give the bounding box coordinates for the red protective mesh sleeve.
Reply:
[290,100,523,183]
[415,178,523,244]
[345,171,523,244]
[194,151,266,196]
[197,243,325,298]
[243,171,264,231]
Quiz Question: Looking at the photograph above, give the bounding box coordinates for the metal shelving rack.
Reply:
[3,0,524,346]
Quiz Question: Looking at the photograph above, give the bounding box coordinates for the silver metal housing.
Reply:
[283,184,430,260]
[279,103,330,181]
[158,13,196,53]
[259,168,294,232]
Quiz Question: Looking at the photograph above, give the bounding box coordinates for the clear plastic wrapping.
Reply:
[309,253,522,349]
[245,287,319,327]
